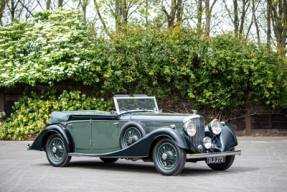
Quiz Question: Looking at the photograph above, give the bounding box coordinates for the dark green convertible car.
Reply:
[27,94,241,176]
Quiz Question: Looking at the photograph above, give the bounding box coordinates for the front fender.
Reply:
[205,124,238,152]
[92,127,197,158]
[30,124,74,153]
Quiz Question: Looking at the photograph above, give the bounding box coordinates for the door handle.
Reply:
[113,122,119,125]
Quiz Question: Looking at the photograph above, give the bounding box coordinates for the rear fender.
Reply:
[30,124,75,153]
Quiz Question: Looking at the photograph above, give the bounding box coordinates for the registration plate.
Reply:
[206,156,226,164]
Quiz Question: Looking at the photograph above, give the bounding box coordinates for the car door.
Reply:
[91,120,120,154]
[66,121,91,153]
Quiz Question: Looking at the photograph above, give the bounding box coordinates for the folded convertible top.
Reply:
[48,110,112,124]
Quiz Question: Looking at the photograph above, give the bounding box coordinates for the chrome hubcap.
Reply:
[123,127,142,148]
[162,153,167,160]
[128,137,133,144]
[52,146,57,153]
[157,143,178,170]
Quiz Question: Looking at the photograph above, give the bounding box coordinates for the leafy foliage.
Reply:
[0,8,96,87]
[94,26,287,110]
[0,9,286,127]
[0,90,112,140]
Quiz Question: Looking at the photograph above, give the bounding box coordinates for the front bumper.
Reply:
[187,150,241,160]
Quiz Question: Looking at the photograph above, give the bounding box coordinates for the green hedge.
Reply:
[0,9,286,119]
[0,90,112,140]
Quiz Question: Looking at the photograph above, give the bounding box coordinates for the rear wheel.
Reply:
[119,121,148,149]
[206,148,235,171]
[100,158,118,163]
[153,138,186,176]
[45,133,71,167]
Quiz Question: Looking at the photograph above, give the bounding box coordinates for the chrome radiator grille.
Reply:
[189,118,205,147]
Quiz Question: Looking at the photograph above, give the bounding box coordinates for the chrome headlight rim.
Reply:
[209,119,222,135]
[183,120,196,137]
[203,136,212,149]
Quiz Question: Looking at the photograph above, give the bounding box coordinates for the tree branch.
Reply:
[94,0,112,39]
[19,0,33,17]
[35,0,44,10]
[223,0,234,23]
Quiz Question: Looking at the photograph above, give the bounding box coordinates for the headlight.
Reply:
[184,121,196,137]
[209,119,222,135]
[203,137,212,149]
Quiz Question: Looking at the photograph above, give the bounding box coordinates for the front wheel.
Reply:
[153,138,186,176]
[45,133,71,167]
[206,148,235,171]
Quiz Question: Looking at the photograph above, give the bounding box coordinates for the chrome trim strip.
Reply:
[68,152,145,158]
[186,150,241,159]
[60,120,119,125]
[59,120,90,125]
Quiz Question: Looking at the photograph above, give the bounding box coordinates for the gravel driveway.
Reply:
[0,137,287,192]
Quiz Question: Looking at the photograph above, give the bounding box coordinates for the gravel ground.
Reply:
[0,137,287,192]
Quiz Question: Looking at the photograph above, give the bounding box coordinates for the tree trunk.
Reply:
[267,0,271,43]
[205,0,210,36]
[197,0,203,29]
[245,104,252,136]
[146,0,148,26]
[161,0,178,29]
[79,0,88,21]
[234,0,239,35]
[115,0,121,30]
[82,1,87,21]
[58,0,64,7]
[239,0,249,35]
[268,0,286,55]
[176,0,182,25]
[46,0,51,10]
[205,0,217,36]
[252,0,260,46]
[122,0,128,24]
[169,0,177,28]
[11,0,15,20]
[282,0,286,55]
[0,0,6,25]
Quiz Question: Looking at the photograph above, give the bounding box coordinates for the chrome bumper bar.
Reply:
[187,150,241,159]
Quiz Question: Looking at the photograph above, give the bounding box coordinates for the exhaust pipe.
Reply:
[26,144,31,150]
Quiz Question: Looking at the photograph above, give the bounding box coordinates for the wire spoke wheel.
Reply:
[157,143,178,170]
[45,133,71,167]
[123,127,142,148]
[49,137,65,162]
[153,138,186,176]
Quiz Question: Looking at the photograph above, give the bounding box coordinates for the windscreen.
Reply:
[115,97,158,113]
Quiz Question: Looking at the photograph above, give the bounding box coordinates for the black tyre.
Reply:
[45,133,71,167]
[152,138,186,176]
[100,158,119,163]
[119,121,148,149]
[206,148,235,171]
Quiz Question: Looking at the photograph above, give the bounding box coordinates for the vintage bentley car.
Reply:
[27,94,241,176]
